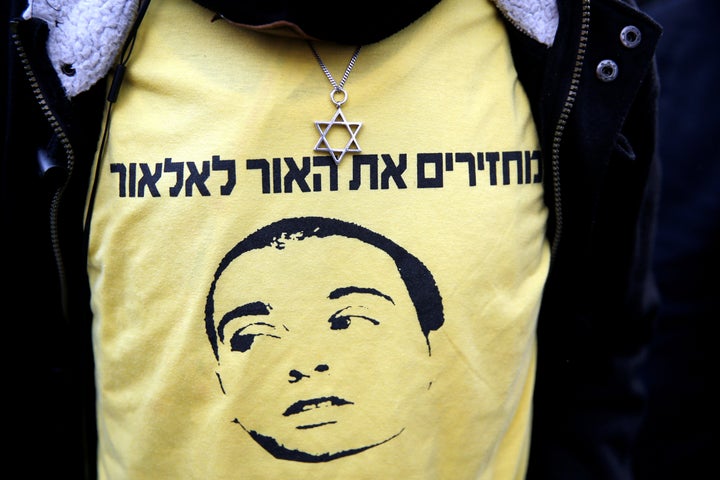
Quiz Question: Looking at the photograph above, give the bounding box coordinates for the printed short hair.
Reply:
[205,216,445,359]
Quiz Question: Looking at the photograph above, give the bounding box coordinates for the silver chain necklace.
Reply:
[308,41,363,165]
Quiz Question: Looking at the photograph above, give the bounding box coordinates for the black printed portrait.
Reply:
[204,216,445,462]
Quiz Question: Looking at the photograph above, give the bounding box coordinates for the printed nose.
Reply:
[288,364,330,383]
[288,369,309,383]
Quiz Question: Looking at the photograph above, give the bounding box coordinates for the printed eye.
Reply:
[328,308,380,331]
[226,322,280,352]
[328,316,351,330]
[229,332,257,352]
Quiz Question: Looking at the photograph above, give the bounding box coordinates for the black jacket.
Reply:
[2,0,661,478]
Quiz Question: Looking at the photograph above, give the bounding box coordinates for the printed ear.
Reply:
[24,0,140,98]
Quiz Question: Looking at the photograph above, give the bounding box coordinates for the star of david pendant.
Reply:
[314,106,362,165]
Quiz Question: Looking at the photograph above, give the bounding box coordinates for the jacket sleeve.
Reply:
[515,1,663,478]
[4,1,106,477]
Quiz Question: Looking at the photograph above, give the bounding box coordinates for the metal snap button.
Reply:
[620,25,642,48]
[596,59,618,82]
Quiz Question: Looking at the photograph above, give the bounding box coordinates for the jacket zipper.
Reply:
[548,0,591,260]
[12,28,75,319]
[495,0,591,261]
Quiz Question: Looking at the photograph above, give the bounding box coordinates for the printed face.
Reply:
[212,235,432,461]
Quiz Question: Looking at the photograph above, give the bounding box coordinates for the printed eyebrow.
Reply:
[328,286,395,304]
[218,301,272,339]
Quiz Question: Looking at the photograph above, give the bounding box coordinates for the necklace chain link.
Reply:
[308,41,363,164]
[307,41,362,91]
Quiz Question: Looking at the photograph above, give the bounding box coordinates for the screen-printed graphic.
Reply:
[204,216,445,462]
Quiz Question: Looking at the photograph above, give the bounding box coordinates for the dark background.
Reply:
[633,0,718,478]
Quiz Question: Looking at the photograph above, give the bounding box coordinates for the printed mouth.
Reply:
[283,396,354,417]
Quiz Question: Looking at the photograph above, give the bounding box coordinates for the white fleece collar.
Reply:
[23,0,558,98]
[496,0,559,46]
[23,0,139,98]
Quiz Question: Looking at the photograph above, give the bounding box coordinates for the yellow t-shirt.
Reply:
[87,0,550,478]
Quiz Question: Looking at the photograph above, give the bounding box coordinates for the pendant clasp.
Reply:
[330,87,348,107]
